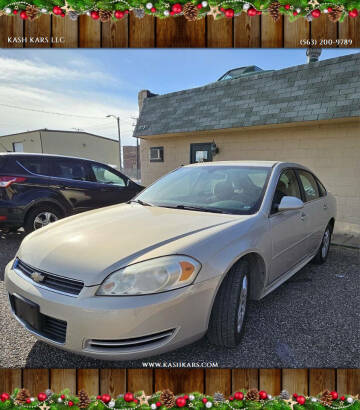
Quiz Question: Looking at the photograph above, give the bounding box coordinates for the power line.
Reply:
[0,103,137,123]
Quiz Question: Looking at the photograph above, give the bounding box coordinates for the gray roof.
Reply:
[134,53,360,138]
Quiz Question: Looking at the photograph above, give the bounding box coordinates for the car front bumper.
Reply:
[5,260,219,360]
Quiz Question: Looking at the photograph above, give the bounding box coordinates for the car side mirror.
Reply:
[278,196,304,211]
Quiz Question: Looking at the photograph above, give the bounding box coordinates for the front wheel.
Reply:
[207,260,249,347]
[24,205,62,233]
[313,225,332,264]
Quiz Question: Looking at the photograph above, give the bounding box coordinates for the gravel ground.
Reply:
[1,230,359,368]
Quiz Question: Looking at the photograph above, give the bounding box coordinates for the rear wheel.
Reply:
[207,260,249,347]
[313,224,332,264]
[24,205,62,233]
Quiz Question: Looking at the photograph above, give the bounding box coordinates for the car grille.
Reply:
[14,258,84,296]
[86,329,176,352]
[41,315,67,343]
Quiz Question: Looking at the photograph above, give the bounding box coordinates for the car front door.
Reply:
[296,169,326,255]
[89,163,136,206]
[268,169,308,283]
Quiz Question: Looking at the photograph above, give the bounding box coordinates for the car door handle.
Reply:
[300,212,307,221]
[323,204,328,210]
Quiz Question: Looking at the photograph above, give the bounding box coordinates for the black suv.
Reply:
[0,153,143,233]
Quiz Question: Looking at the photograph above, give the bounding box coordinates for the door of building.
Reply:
[190,143,213,164]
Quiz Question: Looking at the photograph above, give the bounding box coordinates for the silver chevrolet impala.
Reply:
[5,161,336,359]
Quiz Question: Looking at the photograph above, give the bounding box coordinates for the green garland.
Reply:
[0,0,358,21]
[1,389,360,410]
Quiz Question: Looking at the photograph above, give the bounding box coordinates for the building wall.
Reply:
[0,131,42,153]
[140,119,360,235]
[0,131,120,169]
[41,131,120,168]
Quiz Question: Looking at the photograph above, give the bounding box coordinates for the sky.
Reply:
[0,48,358,146]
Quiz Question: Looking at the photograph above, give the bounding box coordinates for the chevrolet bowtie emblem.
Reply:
[31,272,45,283]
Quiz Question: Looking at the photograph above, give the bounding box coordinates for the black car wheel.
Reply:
[24,205,63,233]
[207,259,249,347]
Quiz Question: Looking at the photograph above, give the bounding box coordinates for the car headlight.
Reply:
[96,255,201,296]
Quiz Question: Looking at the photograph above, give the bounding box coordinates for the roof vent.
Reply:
[306,48,322,63]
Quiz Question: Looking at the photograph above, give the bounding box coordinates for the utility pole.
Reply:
[131,117,139,181]
[106,115,122,170]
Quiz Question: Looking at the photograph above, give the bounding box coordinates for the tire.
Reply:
[313,224,332,265]
[24,205,63,233]
[207,260,249,347]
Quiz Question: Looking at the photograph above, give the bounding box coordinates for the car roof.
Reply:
[0,152,97,163]
[185,160,279,168]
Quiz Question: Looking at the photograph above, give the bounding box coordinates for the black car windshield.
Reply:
[136,165,272,215]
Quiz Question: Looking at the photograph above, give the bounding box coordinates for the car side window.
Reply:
[17,157,50,175]
[50,159,93,182]
[297,170,320,202]
[91,164,125,187]
[316,177,327,197]
[271,169,301,214]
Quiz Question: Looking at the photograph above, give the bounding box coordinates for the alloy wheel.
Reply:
[33,212,59,230]
[236,275,248,333]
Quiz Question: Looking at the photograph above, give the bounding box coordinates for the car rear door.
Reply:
[89,162,137,206]
[47,157,103,213]
[295,169,327,256]
[269,169,308,282]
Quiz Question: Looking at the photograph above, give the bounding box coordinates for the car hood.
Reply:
[17,203,242,285]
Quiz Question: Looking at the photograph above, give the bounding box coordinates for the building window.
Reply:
[13,142,24,152]
[150,146,164,162]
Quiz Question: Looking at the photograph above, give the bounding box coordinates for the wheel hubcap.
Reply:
[321,229,330,259]
[33,212,58,230]
[236,275,248,333]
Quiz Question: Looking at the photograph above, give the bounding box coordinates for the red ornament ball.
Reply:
[327,6,333,11]
[259,391,267,400]
[13,9,18,14]
[176,397,187,408]
[184,395,189,400]
[91,10,99,19]
[220,6,225,11]
[156,402,162,407]
[311,8,321,17]
[102,394,111,404]
[297,396,306,406]
[114,10,124,18]
[197,3,202,8]
[247,7,257,16]
[293,394,298,399]
[26,399,31,404]
[202,398,208,403]
[1,393,10,402]
[234,392,244,401]
[331,392,338,400]
[293,10,298,15]
[134,399,139,404]
[172,3,182,13]
[170,10,175,14]
[256,10,262,14]
[124,393,134,403]
[150,7,156,12]
[19,10,27,19]
[284,4,290,9]
[229,396,234,401]
[38,393,47,402]
[125,9,129,13]
[96,396,102,400]
[349,8,358,17]
[225,8,234,17]
[340,397,345,401]
[68,401,74,407]
[61,12,65,16]
[52,5,62,14]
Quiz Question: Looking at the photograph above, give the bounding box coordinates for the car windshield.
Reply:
[136,165,272,215]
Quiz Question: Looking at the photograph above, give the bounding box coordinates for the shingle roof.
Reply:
[134,53,360,138]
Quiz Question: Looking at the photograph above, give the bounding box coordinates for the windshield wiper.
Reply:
[173,205,225,214]
[128,199,152,206]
